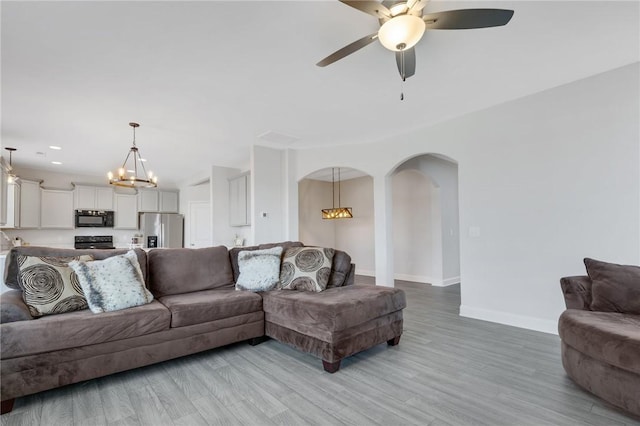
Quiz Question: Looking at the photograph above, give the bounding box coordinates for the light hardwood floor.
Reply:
[2,278,639,426]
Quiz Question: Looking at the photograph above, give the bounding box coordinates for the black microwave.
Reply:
[75,210,114,228]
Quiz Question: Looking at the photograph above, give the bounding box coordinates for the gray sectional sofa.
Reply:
[559,258,640,417]
[0,242,406,414]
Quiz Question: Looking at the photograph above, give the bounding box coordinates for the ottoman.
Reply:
[262,284,406,372]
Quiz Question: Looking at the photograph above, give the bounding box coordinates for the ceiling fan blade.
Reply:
[407,0,428,15]
[316,33,379,67]
[423,9,514,30]
[395,48,416,80]
[339,0,391,19]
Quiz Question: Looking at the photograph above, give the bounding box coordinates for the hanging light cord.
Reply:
[332,168,336,208]
[338,168,342,207]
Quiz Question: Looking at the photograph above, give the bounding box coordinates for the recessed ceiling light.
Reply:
[51,161,62,165]
[49,145,62,150]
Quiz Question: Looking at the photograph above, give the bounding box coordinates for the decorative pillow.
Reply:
[280,247,335,292]
[69,250,153,313]
[585,258,640,314]
[236,247,283,292]
[18,254,94,317]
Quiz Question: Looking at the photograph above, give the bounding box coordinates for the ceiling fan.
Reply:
[317,0,514,80]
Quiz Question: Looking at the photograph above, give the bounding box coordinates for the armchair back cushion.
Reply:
[585,258,640,314]
[148,246,234,297]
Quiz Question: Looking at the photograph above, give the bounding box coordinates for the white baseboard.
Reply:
[394,273,435,284]
[459,305,558,335]
[355,271,459,287]
[442,276,461,286]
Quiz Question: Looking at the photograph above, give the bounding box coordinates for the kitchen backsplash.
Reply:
[1,228,141,249]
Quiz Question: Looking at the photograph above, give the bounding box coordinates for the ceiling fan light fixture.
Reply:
[378,14,426,52]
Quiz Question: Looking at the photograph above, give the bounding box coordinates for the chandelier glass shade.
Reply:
[108,122,158,188]
[322,168,353,220]
[378,14,426,52]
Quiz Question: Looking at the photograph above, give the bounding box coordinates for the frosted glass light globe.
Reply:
[378,15,426,51]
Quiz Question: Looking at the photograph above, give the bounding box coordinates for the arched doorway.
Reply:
[298,167,375,278]
[391,154,460,286]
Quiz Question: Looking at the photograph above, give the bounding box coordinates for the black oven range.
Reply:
[74,235,115,250]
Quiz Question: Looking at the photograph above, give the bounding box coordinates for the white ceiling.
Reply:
[2,1,638,186]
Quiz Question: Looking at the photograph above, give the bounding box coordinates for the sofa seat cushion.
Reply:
[262,285,406,341]
[158,289,263,328]
[1,300,170,359]
[558,309,640,375]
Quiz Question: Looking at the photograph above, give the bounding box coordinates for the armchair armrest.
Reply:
[560,275,592,310]
[0,290,33,323]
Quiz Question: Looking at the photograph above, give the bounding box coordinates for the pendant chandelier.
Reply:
[322,168,353,219]
[108,122,157,188]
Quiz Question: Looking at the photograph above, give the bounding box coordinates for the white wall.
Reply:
[392,169,441,283]
[335,176,375,275]
[251,146,285,245]
[290,63,640,334]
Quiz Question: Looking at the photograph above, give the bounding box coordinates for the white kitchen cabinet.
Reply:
[19,179,41,229]
[159,191,179,213]
[229,173,250,227]
[41,189,74,229]
[138,189,178,213]
[4,181,21,228]
[74,185,114,210]
[138,189,159,212]
[114,193,138,229]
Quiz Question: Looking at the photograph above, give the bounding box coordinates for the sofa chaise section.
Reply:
[263,284,406,373]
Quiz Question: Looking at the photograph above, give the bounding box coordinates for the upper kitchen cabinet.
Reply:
[19,179,42,229]
[74,185,114,210]
[229,173,250,227]
[0,158,9,226]
[41,188,74,229]
[114,193,138,229]
[138,189,179,213]
[4,180,21,229]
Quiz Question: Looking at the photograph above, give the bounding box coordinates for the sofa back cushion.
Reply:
[4,247,147,291]
[229,241,303,282]
[148,246,234,297]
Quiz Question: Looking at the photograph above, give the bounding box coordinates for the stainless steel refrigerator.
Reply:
[139,213,184,248]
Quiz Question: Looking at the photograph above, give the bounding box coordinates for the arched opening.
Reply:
[391,154,460,286]
[298,167,375,278]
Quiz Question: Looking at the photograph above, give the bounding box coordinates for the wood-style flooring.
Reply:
[2,278,639,425]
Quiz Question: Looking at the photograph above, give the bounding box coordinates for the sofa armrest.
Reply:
[0,290,33,323]
[344,263,356,286]
[560,275,592,310]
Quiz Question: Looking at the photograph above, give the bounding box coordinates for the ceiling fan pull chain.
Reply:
[399,49,405,100]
